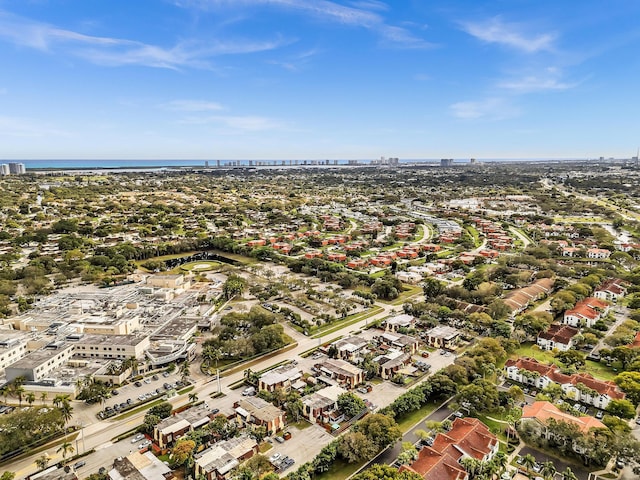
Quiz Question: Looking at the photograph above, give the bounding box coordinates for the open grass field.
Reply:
[512,343,618,381]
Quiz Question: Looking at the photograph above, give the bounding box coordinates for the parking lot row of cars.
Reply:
[97,378,189,419]
[269,452,295,472]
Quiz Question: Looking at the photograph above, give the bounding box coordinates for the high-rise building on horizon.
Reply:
[1,162,26,175]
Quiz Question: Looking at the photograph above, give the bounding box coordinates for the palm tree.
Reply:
[56,442,74,464]
[561,467,578,480]
[0,386,9,405]
[14,386,24,407]
[35,454,50,470]
[541,461,556,480]
[522,454,537,473]
[40,392,47,405]
[189,392,199,404]
[180,360,191,382]
[460,457,482,478]
[25,392,35,407]
[491,451,508,475]
[53,394,70,408]
[59,401,74,436]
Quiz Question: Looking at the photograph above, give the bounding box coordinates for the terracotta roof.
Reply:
[630,332,640,349]
[400,417,496,480]
[538,324,578,345]
[522,401,606,433]
[506,357,624,399]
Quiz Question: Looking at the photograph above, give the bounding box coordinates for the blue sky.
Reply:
[1,0,639,160]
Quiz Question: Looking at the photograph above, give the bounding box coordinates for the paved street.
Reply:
[363,397,455,470]
[517,446,592,480]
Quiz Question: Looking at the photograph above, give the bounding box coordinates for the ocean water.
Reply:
[14,157,585,170]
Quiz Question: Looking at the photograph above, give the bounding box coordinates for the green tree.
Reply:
[541,460,557,480]
[35,454,50,471]
[615,371,640,405]
[355,413,401,450]
[171,438,196,466]
[223,274,246,300]
[337,392,367,419]
[56,441,74,464]
[606,399,636,419]
[351,464,422,480]
[338,431,377,463]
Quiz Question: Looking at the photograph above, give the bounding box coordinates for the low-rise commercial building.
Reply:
[194,435,258,480]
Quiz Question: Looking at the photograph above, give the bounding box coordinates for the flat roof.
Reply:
[6,344,73,370]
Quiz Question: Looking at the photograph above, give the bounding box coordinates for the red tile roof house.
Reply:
[586,248,611,259]
[400,417,499,480]
[562,297,609,328]
[537,324,579,351]
[327,252,347,262]
[629,331,640,349]
[247,239,266,248]
[347,258,368,269]
[594,278,627,302]
[520,401,606,454]
[505,357,625,409]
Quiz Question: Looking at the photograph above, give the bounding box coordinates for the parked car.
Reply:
[211,408,220,415]
[275,436,285,443]
[111,389,119,395]
[595,410,604,419]
[131,433,145,443]
[162,372,170,378]
[134,381,142,387]
[139,440,152,449]
[270,453,281,462]
[152,375,159,381]
[73,461,86,470]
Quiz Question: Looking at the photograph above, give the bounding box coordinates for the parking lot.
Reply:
[517,446,592,480]
[265,423,334,472]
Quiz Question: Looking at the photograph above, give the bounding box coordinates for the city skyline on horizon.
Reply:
[1,0,640,160]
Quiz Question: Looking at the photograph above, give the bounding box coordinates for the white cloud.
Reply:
[0,10,289,70]
[499,76,575,93]
[179,0,431,48]
[0,115,71,137]
[449,97,518,120]
[347,0,388,11]
[461,16,556,53]
[498,67,578,93]
[161,100,225,111]
[179,114,283,131]
[267,48,321,72]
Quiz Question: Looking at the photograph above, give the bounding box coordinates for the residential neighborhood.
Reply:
[0,161,639,480]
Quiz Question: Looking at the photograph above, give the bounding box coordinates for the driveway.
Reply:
[518,446,594,480]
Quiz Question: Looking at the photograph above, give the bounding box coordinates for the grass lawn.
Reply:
[290,420,313,430]
[396,402,438,432]
[311,306,384,339]
[512,343,618,382]
[377,285,422,306]
[259,442,273,453]
[475,415,509,443]
[179,260,222,272]
[113,398,164,421]
[315,458,364,480]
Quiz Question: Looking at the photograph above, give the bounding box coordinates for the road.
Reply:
[9,297,412,479]
[362,397,456,470]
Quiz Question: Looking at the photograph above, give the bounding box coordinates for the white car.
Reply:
[139,440,152,449]
[270,453,281,463]
[131,434,144,443]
